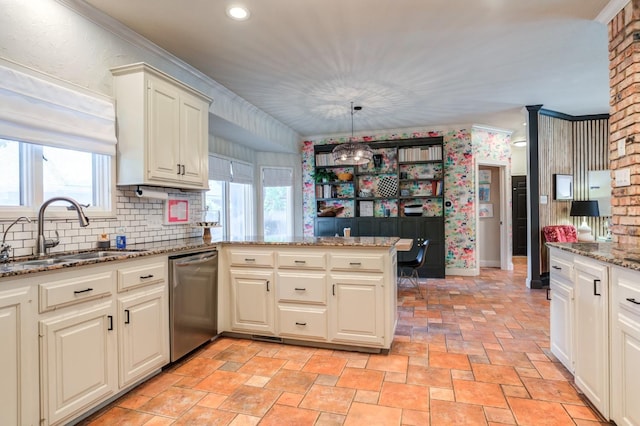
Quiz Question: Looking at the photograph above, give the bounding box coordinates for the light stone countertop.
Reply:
[0,236,400,279]
[546,241,640,272]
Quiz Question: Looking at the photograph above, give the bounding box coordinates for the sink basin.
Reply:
[20,258,72,267]
[60,250,142,260]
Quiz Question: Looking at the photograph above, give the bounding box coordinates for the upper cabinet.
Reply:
[111,63,212,190]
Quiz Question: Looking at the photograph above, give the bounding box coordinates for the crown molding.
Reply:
[595,0,628,24]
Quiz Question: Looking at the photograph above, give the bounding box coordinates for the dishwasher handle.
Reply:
[175,254,218,267]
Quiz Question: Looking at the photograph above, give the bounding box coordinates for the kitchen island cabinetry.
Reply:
[111,63,212,190]
[548,247,574,372]
[218,238,398,350]
[0,283,37,426]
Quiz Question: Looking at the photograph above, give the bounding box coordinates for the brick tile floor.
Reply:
[80,258,611,425]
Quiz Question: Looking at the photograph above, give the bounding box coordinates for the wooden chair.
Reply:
[397,240,430,299]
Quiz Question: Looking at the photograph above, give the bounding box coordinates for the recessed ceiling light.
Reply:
[227,5,250,21]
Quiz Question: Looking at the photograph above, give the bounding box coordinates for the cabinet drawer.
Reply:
[277,272,326,304]
[278,306,327,339]
[549,253,573,281]
[330,253,385,273]
[118,262,165,291]
[229,249,274,268]
[278,252,326,270]
[614,270,640,317]
[39,272,114,312]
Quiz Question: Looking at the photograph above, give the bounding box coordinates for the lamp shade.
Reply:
[570,200,599,217]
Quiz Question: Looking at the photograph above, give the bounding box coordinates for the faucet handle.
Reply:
[66,203,90,210]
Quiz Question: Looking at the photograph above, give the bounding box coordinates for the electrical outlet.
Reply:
[146,218,163,230]
[615,168,631,187]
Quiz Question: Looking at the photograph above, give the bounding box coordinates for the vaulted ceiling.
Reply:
[82,0,611,143]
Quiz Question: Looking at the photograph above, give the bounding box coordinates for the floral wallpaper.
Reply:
[302,127,511,273]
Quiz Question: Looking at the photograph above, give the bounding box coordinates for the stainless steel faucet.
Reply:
[37,197,90,256]
[1,216,32,263]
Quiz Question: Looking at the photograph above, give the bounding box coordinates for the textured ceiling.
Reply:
[82,0,611,143]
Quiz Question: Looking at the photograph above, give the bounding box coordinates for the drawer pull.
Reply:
[294,260,306,264]
[294,287,306,291]
[266,280,270,292]
[295,322,307,326]
[245,258,256,262]
[124,309,130,324]
[108,315,113,331]
[594,279,601,296]
[552,265,562,270]
[349,262,362,266]
[139,274,154,279]
[332,284,335,296]
[73,287,94,295]
[626,298,640,305]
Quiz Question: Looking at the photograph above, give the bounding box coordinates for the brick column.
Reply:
[609,0,640,244]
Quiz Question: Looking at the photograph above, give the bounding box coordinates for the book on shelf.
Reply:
[315,153,335,166]
[398,146,442,162]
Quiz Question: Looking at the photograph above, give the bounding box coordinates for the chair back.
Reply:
[542,225,577,243]
[414,240,430,268]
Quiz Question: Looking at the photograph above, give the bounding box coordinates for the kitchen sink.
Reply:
[20,258,72,267]
[60,250,142,260]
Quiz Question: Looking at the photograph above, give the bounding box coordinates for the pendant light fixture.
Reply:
[332,102,373,165]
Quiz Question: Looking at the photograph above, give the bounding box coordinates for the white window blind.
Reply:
[208,155,232,181]
[263,167,293,187]
[0,63,117,155]
[231,161,253,184]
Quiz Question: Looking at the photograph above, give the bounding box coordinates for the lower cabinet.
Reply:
[573,257,609,419]
[329,274,384,346]
[230,269,275,335]
[40,300,118,426]
[610,266,640,426]
[31,256,169,426]
[548,248,574,372]
[0,284,38,426]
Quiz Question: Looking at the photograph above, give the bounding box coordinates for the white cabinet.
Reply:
[36,256,169,425]
[574,256,609,419]
[230,269,275,335]
[0,284,37,426]
[329,273,384,346]
[111,63,211,190]
[548,248,574,372]
[40,300,117,426]
[610,266,640,426]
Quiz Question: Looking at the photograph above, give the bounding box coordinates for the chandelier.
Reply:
[332,102,373,165]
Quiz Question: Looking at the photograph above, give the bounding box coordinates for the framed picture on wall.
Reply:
[554,174,573,200]
[479,203,493,218]
[479,169,491,184]
[479,184,491,202]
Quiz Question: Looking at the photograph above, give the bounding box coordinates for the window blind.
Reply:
[208,155,232,181]
[0,63,117,155]
[231,161,253,184]
[263,167,293,187]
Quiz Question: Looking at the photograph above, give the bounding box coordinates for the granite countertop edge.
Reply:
[546,241,640,272]
[1,236,400,279]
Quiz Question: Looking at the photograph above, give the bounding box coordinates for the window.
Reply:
[206,155,254,239]
[262,167,293,239]
[0,139,112,217]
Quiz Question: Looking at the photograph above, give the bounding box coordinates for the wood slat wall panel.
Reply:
[538,115,608,273]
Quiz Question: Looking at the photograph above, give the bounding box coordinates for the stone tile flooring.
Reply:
[81,259,611,425]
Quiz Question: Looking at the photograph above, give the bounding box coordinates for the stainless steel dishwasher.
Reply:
[169,249,218,361]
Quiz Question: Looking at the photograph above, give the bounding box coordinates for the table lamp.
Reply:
[570,200,600,241]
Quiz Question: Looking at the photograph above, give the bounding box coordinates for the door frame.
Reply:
[475,160,513,271]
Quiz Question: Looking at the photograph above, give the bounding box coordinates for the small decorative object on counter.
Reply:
[97,233,110,249]
[116,227,127,249]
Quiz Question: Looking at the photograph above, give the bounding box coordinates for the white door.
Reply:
[147,76,181,183]
[329,274,384,346]
[40,301,117,425]
[230,270,275,334]
[118,285,169,388]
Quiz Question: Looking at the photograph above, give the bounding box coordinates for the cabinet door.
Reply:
[146,76,181,183]
[549,278,573,372]
[230,269,275,334]
[610,267,640,426]
[315,217,336,236]
[40,301,117,426]
[0,286,37,426]
[398,217,444,277]
[329,274,384,346]
[118,285,169,388]
[574,259,609,418]
[179,92,208,185]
